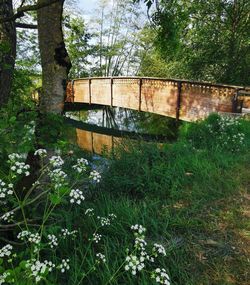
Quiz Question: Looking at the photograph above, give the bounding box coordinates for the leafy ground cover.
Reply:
[0,101,249,285]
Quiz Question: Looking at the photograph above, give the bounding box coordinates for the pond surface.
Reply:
[64,106,180,155]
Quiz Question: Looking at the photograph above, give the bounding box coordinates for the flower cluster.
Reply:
[92,233,102,243]
[23,121,35,142]
[131,224,146,235]
[96,253,106,263]
[97,216,111,226]
[26,259,55,283]
[89,170,101,183]
[72,158,88,173]
[135,237,147,251]
[85,208,94,216]
[125,225,149,275]
[47,234,58,249]
[8,153,30,177]
[49,156,64,168]
[151,268,170,285]
[125,255,145,275]
[17,231,41,244]
[69,189,85,205]
[0,211,14,222]
[8,153,24,162]
[206,116,245,152]
[58,259,70,273]
[34,149,47,158]
[153,244,166,257]
[0,180,13,199]
[124,224,169,282]
[0,272,10,285]
[49,169,67,189]
[0,244,13,258]
[61,228,77,239]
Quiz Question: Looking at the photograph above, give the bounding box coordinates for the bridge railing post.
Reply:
[176,81,182,121]
[139,78,142,111]
[89,78,92,104]
[111,77,113,107]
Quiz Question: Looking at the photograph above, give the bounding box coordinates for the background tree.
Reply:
[138,0,250,86]
[90,0,145,76]
[64,14,91,78]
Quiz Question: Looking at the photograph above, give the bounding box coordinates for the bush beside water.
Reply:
[0,103,249,285]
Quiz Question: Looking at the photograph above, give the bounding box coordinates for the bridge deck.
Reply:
[66,77,249,122]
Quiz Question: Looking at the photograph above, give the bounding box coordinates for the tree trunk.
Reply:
[37,0,71,114]
[0,0,16,107]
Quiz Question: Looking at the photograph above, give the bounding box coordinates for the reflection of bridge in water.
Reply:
[65,118,167,155]
[66,77,250,122]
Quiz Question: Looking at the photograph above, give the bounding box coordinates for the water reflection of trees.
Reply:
[70,107,179,139]
[102,107,180,139]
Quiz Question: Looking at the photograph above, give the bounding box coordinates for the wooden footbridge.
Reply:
[66,77,250,122]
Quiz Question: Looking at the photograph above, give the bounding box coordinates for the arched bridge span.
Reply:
[66,77,249,122]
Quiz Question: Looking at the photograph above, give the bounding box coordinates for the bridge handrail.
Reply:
[70,76,248,90]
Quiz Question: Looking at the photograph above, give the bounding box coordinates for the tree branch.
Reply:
[15,22,38,29]
[0,0,61,23]
[17,0,61,14]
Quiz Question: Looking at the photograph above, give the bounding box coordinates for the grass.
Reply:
[1,106,249,284]
[55,115,250,284]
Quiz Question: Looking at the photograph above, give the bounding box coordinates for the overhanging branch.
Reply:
[0,0,61,23]
[15,22,38,29]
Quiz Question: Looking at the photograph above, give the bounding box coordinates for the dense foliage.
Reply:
[139,0,250,86]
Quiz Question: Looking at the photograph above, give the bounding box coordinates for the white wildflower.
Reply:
[0,272,10,285]
[58,259,70,273]
[72,158,88,173]
[0,211,14,222]
[153,243,166,256]
[61,228,77,239]
[152,268,170,285]
[0,180,13,199]
[97,216,111,226]
[92,233,102,243]
[49,156,64,168]
[89,170,101,183]
[69,189,85,204]
[0,244,13,257]
[131,224,146,235]
[47,234,58,249]
[34,149,47,158]
[49,168,67,189]
[96,253,106,263]
[124,254,145,275]
[85,208,94,216]
[26,259,55,283]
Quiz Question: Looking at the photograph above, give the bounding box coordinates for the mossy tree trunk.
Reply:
[0,0,16,107]
[37,0,71,114]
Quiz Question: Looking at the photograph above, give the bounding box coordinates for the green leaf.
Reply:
[50,194,62,205]
[9,116,16,123]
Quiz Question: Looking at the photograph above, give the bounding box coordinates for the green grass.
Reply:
[56,115,250,284]
[1,107,249,284]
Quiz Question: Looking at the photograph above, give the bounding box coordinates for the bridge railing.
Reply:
[66,77,248,121]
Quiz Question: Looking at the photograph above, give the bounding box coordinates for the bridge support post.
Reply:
[176,81,182,121]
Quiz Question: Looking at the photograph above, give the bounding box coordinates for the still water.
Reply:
[64,107,179,155]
